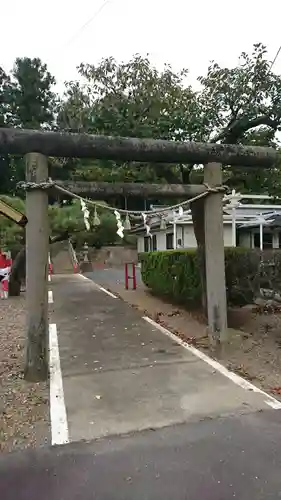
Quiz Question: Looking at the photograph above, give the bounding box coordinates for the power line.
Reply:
[270,45,281,71]
[62,0,112,49]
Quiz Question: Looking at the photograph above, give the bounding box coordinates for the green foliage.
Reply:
[0,196,130,252]
[2,44,281,204]
[198,44,281,142]
[0,67,11,127]
[58,55,197,185]
[48,199,85,235]
[0,196,26,252]
[199,43,281,194]
[59,56,196,140]
[48,199,121,248]
[0,57,58,196]
[58,44,281,190]
[140,248,281,307]
[140,250,202,306]
[7,57,58,129]
[72,211,120,249]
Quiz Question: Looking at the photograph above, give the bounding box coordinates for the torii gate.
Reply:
[0,127,278,381]
[0,198,27,226]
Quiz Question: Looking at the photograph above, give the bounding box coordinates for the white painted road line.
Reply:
[48,274,51,282]
[97,285,118,299]
[48,290,53,304]
[78,274,118,299]
[49,323,69,445]
[143,316,281,410]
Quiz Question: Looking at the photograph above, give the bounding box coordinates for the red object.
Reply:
[2,278,9,292]
[0,253,8,268]
[48,254,53,275]
[73,262,79,273]
[270,387,281,395]
[1,271,9,299]
[125,262,137,290]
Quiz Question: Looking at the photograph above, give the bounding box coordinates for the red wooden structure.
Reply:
[125,262,137,290]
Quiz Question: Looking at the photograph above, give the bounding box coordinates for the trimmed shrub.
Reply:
[140,248,281,307]
[140,249,201,306]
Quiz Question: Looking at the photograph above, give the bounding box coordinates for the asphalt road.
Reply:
[1,409,281,500]
[2,273,280,499]
[86,266,143,290]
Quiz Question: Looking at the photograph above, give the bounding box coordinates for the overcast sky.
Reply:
[3,0,281,94]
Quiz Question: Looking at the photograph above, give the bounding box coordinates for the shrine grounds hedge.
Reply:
[139,248,281,307]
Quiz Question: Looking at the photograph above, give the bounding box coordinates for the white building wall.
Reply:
[239,232,252,248]
[156,231,166,251]
[137,236,144,253]
[238,229,280,249]
[182,225,197,248]
[181,224,233,248]
[137,230,170,252]
[223,225,233,247]
[136,224,277,252]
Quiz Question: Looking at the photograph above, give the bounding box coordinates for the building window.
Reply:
[254,231,273,249]
[166,233,173,250]
[263,232,273,249]
[144,235,157,251]
[236,229,240,247]
[144,236,150,252]
[179,226,184,247]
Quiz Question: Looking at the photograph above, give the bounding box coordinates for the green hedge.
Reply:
[140,248,281,307]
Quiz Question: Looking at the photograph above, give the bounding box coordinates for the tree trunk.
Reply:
[190,199,207,314]
[8,231,71,297]
[9,247,26,296]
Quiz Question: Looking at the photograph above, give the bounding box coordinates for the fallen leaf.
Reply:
[269,387,281,394]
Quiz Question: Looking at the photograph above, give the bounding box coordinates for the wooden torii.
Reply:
[0,127,278,382]
[52,181,208,199]
[0,198,27,226]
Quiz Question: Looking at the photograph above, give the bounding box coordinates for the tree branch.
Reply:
[213,115,279,144]
[9,231,73,296]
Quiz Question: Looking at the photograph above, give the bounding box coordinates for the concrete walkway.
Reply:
[50,274,273,443]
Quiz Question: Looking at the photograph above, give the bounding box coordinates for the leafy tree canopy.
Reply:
[0,57,58,195]
[2,44,281,200]
[0,196,132,252]
[58,43,281,192]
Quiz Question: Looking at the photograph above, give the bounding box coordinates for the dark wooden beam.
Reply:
[0,128,277,167]
[54,181,207,199]
[0,198,27,226]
